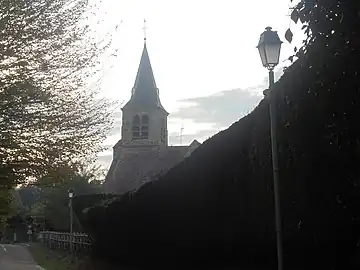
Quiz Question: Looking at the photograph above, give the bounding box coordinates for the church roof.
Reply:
[123,41,167,113]
[189,139,201,147]
[104,145,190,194]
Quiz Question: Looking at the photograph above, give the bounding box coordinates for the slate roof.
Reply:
[104,143,199,195]
[122,41,167,113]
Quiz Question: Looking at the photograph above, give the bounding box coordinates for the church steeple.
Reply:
[120,31,168,146]
[133,42,157,100]
[123,40,166,112]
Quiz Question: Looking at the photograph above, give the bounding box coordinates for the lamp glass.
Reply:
[258,43,267,67]
[257,27,282,70]
[265,43,281,68]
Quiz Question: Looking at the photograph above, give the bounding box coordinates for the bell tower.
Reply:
[121,38,168,146]
[105,21,201,195]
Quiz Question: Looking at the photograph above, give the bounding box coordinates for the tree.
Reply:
[0,0,116,218]
[0,190,11,233]
[286,0,359,61]
[17,186,41,212]
[36,168,103,231]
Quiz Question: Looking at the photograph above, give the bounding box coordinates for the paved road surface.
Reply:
[0,244,43,270]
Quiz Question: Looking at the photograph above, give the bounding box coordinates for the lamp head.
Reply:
[257,27,283,70]
[68,188,74,198]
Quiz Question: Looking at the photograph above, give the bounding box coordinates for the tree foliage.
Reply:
[39,176,102,231]
[0,0,114,190]
[0,189,11,231]
[17,186,41,212]
[17,167,103,231]
[286,0,357,61]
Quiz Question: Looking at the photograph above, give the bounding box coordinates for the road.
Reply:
[0,244,43,270]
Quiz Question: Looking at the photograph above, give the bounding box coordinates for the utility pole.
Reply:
[180,124,184,145]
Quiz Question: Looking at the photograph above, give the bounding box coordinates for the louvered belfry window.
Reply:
[141,115,149,139]
[132,114,149,140]
[132,115,140,140]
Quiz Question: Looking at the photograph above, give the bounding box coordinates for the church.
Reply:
[104,38,201,194]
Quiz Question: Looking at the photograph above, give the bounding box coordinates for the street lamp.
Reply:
[257,26,284,270]
[68,188,74,257]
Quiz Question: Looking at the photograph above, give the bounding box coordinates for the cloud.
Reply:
[169,67,285,130]
[171,87,263,129]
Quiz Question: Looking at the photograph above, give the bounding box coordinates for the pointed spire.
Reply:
[133,42,157,90]
[122,25,167,113]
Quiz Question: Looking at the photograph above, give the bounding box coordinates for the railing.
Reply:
[39,231,92,255]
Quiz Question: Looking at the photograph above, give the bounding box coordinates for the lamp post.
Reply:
[68,188,74,257]
[257,26,284,270]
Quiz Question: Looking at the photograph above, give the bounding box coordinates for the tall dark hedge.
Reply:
[83,1,360,269]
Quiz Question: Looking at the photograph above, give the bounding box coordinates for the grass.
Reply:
[28,242,80,270]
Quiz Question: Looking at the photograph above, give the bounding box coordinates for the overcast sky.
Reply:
[92,0,304,169]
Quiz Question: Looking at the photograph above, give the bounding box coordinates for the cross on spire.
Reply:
[142,19,147,41]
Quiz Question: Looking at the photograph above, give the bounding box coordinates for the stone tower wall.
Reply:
[121,106,168,146]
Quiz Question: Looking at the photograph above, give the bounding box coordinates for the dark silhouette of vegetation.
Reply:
[1,168,105,242]
[72,193,120,236]
[80,0,360,269]
[17,170,103,232]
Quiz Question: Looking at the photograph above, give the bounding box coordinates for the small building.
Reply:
[104,39,200,194]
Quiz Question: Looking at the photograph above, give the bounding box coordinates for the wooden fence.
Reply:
[39,231,92,255]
